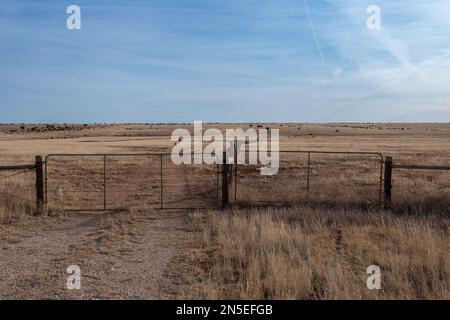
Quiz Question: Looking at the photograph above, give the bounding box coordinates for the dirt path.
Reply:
[0,209,192,299]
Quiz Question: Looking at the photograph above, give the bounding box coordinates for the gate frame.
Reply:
[44,151,384,211]
[232,150,384,207]
[44,153,221,211]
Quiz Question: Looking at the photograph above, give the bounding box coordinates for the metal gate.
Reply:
[230,151,384,206]
[44,151,383,211]
[45,153,220,211]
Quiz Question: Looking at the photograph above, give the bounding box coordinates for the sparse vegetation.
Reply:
[184,206,449,300]
[0,123,449,299]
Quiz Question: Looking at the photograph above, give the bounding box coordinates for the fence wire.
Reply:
[45,154,219,210]
[44,151,383,211]
[392,168,450,206]
[234,151,383,206]
[0,168,36,208]
[4,151,449,212]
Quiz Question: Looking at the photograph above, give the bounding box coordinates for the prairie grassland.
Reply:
[0,124,449,299]
[185,206,449,300]
[0,170,35,224]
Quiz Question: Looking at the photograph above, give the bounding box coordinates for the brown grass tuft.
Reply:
[185,206,450,300]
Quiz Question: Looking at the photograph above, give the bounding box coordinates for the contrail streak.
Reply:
[315,49,450,122]
[303,0,328,77]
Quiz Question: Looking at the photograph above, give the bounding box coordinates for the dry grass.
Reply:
[185,206,449,300]
[1,124,449,300]
[0,171,36,224]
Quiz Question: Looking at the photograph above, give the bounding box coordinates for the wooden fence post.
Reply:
[222,151,229,209]
[306,152,311,201]
[35,155,44,211]
[384,156,393,208]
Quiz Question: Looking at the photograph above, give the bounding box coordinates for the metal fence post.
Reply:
[234,140,237,203]
[160,154,164,210]
[35,155,44,211]
[384,156,393,208]
[44,156,48,208]
[379,156,384,207]
[103,155,107,210]
[306,152,311,201]
[222,151,229,209]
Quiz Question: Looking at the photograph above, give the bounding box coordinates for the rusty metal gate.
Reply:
[44,151,383,211]
[230,151,384,206]
[45,153,220,211]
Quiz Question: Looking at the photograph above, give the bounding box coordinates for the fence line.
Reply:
[0,164,36,171]
[393,164,450,171]
[44,153,220,211]
[43,151,384,211]
[1,152,449,211]
[231,150,384,207]
[384,157,450,208]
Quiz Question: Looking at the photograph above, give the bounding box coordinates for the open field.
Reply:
[186,207,449,299]
[0,123,449,299]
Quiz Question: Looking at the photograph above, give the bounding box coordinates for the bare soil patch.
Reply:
[0,209,191,299]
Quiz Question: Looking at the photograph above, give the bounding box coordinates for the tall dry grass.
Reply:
[186,206,449,300]
[0,170,36,224]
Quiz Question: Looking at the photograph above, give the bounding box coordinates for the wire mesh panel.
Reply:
[46,155,105,210]
[234,151,309,204]
[105,155,162,209]
[0,169,36,210]
[45,154,220,210]
[234,151,382,206]
[45,151,382,211]
[161,154,219,209]
[308,153,383,205]
[392,168,450,207]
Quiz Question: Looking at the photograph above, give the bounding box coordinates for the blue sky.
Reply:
[1,0,450,123]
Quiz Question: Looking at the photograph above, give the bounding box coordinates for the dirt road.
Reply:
[0,209,191,299]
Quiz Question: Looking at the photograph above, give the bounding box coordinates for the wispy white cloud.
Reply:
[0,0,449,122]
[312,0,450,121]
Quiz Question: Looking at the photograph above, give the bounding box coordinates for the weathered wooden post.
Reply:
[103,154,107,211]
[384,156,393,208]
[160,154,164,210]
[35,155,44,211]
[222,151,229,209]
[306,152,311,201]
